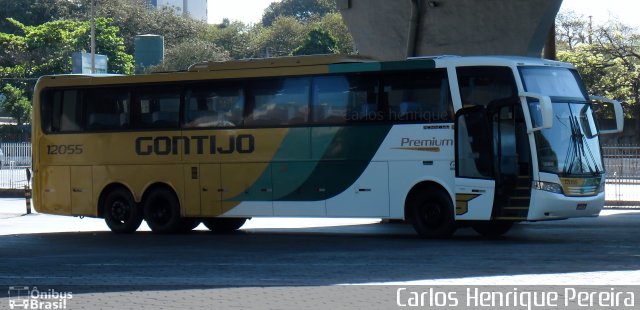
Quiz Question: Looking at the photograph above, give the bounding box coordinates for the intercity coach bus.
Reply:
[31,55,623,237]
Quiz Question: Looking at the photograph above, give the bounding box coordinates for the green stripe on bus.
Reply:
[328,62,381,73]
[279,125,392,201]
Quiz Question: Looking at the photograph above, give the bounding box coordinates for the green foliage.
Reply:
[0,17,133,76]
[147,39,230,72]
[292,28,338,56]
[556,13,640,120]
[313,13,356,55]
[261,0,337,27]
[0,84,31,125]
[207,21,255,59]
[0,0,77,33]
[251,16,307,57]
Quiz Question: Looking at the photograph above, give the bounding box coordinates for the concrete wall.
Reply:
[339,0,562,60]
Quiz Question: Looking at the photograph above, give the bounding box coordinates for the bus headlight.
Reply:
[533,181,564,194]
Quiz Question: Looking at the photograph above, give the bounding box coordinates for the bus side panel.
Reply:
[326,161,389,217]
[92,164,184,209]
[39,166,71,215]
[388,161,455,219]
[70,166,94,216]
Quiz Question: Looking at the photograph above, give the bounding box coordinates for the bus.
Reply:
[31,54,623,238]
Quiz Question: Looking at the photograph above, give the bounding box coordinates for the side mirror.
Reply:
[520,92,553,133]
[590,96,624,134]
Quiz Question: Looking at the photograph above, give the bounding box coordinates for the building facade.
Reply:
[149,0,208,21]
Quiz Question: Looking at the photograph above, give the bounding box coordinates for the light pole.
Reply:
[90,0,96,74]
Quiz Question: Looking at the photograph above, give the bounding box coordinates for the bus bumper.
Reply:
[528,189,604,220]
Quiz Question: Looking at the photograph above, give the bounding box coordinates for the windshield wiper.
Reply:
[562,115,600,176]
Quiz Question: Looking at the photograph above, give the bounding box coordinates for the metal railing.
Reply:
[0,142,32,190]
[603,145,640,208]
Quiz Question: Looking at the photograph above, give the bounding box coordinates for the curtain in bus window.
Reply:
[383,70,452,123]
[312,75,379,123]
[85,88,130,130]
[247,77,310,126]
[134,88,180,129]
[184,84,244,128]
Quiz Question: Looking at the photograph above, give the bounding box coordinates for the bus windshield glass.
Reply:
[520,67,603,176]
[520,67,588,101]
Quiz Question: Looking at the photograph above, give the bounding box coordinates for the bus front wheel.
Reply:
[103,188,143,233]
[203,218,247,233]
[143,188,183,234]
[408,188,456,238]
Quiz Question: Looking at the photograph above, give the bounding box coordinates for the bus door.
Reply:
[454,105,496,220]
[487,99,532,220]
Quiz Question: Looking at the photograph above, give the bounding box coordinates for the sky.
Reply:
[560,0,640,27]
[207,0,639,27]
[208,0,276,24]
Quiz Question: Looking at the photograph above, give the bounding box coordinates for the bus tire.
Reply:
[103,188,143,234]
[203,218,247,233]
[408,188,456,238]
[143,187,183,234]
[472,221,514,238]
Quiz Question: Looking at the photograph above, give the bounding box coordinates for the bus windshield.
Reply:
[520,67,603,176]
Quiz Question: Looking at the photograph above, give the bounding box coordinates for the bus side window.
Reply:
[133,88,180,129]
[312,74,380,124]
[42,90,83,133]
[456,66,517,108]
[184,83,244,128]
[85,88,130,131]
[246,77,310,126]
[383,69,452,123]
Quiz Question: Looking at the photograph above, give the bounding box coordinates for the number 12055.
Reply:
[47,144,84,155]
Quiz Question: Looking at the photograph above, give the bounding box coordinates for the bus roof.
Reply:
[187,54,374,72]
[34,55,575,89]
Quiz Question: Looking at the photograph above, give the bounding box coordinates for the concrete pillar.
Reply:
[339,0,563,60]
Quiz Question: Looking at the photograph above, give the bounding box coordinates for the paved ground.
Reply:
[1,198,639,309]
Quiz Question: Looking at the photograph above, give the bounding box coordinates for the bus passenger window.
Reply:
[247,77,310,126]
[85,88,130,131]
[312,75,379,123]
[383,69,452,123]
[134,89,180,129]
[456,66,517,108]
[184,84,243,128]
[41,90,83,133]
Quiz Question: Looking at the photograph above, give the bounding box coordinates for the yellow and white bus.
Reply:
[31,55,623,237]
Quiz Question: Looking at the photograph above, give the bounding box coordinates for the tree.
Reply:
[0,17,133,76]
[0,0,77,34]
[556,12,640,133]
[292,28,338,55]
[261,0,336,27]
[0,84,31,125]
[251,16,306,57]
[207,21,254,59]
[147,39,230,72]
[314,13,356,54]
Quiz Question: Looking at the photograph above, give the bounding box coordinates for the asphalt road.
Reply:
[1,199,639,309]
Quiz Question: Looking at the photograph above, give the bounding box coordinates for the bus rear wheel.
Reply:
[103,188,143,233]
[408,188,456,238]
[472,221,514,238]
[203,218,247,233]
[143,188,183,234]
